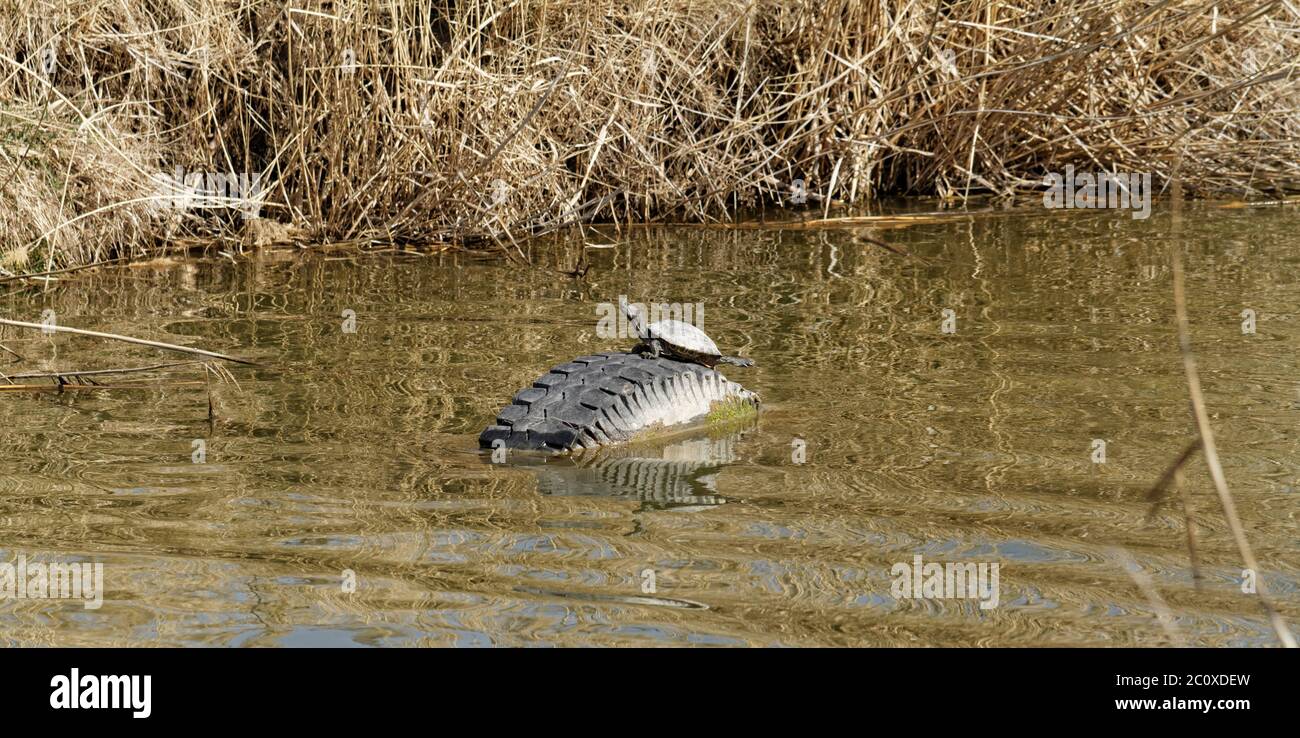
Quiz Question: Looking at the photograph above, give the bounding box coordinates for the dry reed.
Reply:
[1,0,1298,268]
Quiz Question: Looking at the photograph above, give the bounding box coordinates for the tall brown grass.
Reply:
[2,0,1298,270]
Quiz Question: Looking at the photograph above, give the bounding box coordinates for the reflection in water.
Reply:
[505,425,753,509]
[0,205,1297,646]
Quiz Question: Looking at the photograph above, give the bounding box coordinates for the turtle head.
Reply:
[621,299,652,341]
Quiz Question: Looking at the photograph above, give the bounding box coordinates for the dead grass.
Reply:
[2,0,1298,269]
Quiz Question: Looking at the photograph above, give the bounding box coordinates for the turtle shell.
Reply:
[647,320,721,359]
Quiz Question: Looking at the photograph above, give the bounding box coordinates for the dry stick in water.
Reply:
[0,258,128,284]
[1144,437,1205,591]
[1143,441,1206,590]
[3,361,204,380]
[1170,246,1296,648]
[204,363,216,430]
[1144,437,1203,521]
[0,381,206,392]
[0,319,257,366]
[1177,469,1204,592]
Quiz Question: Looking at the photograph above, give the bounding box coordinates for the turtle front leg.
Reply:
[637,339,663,360]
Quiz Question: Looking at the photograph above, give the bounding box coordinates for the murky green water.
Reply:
[1,204,1297,646]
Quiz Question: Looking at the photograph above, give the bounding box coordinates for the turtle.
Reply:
[622,301,755,369]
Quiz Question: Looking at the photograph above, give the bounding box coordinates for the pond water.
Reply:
[1,204,1297,646]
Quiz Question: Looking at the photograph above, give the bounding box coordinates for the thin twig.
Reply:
[856,234,910,257]
[2,361,203,380]
[1144,437,1203,521]
[204,363,216,430]
[0,319,258,366]
[0,381,206,392]
[1177,469,1204,592]
[0,258,127,284]
[1171,244,1296,648]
